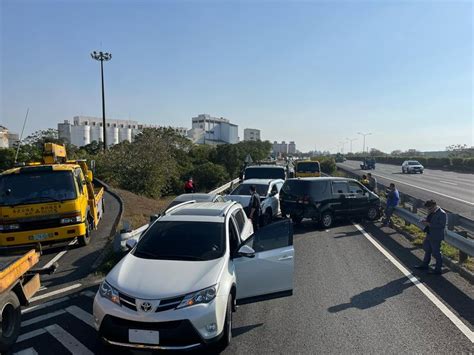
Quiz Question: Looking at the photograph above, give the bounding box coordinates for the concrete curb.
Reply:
[90,178,124,270]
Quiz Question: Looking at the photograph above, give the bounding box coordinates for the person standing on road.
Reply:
[248,185,262,231]
[415,200,447,275]
[184,177,195,193]
[382,183,399,227]
[367,173,377,193]
[360,175,370,189]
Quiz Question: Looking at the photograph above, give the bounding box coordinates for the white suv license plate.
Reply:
[128,329,159,345]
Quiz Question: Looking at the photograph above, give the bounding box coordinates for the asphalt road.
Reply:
[8,219,473,354]
[31,191,120,294]
[337,160,474,219]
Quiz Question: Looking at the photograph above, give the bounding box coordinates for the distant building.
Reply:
[0,126,19,148]
[288,141,296,154]
[244,128,261,142]
[190,114,238,145]
[272,141,288,155]
[58,116,188,147]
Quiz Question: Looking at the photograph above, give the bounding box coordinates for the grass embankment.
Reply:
[97,189,175,275]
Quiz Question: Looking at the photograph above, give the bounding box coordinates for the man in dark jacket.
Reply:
[415,200,447,275]
[248,185,261,231]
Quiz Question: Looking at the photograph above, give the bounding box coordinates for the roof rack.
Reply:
[222,201,238,216]
[164,200,197,215]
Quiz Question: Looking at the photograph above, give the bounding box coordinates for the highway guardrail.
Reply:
[337,165,474,262]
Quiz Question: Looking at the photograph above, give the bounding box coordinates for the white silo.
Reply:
[90,126,103,144]
[71,125,90,147]
[119,127,132,143]
[106,127,119,147]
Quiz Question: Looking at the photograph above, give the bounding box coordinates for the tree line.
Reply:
[0,128,273,198]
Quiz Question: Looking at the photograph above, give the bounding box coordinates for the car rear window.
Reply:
[281,180,329,200]
[244,167,285,180]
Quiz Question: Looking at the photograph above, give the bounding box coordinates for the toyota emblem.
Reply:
[140,302,152,312]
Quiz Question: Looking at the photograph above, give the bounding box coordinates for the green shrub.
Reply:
[190,162,229,192]
[426,157,450,168]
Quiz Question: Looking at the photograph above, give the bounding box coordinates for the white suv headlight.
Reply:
[99,281,121,306]
[177,286,217,309]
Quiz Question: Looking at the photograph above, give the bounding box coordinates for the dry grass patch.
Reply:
[112,188,175,229]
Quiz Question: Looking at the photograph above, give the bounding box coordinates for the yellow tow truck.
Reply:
[0,143,104,248]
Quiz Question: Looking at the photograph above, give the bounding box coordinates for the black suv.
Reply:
[280,177,380,228]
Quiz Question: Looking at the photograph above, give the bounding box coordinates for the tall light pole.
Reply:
[346,137,357,153]
[357,132,372,154]
[339,141,347,154]
[91,50,112,150]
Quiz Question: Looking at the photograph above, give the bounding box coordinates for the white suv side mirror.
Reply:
[126,238,138,251]
[237,245,255,258]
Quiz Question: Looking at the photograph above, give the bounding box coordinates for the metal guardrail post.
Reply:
[458,231,468,264]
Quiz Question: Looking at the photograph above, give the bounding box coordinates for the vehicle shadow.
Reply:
[361,222,474,327]
[327,277,413,312]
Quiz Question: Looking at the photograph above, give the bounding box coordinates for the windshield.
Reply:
[408,161,420,165]
[230,183,268,196]
[296,162,321,173]
[0,171,77,206]
[133,221,225,261]
[244,167,285,180]
[282,180,329,200]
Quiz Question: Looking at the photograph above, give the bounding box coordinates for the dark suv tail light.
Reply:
[297,195,311,204]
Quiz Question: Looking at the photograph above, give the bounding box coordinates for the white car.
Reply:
[93,201,294,351]
[226,178,284,225]
[402,160,424,174]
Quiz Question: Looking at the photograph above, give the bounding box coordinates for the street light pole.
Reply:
[346,137,357,153]
[357,132,372,154]
[91,50,112,150]
[339,141,347,154]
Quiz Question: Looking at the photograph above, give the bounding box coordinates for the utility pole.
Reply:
[91,50,112,150]
[339,141,347,154]
[357,132,372,154]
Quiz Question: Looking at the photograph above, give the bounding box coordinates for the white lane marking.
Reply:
[66,306,95,328]
[17,328,47,342]
[353,223,474,343]
[22,309,66,327]
[80,290,97,298]
[14,348,39,355]
[29,283,82,303]
[45,324,94,355]
[368,173,473,205]
[22,296,70,314]
[439,180,458,186]
[39,286,47,291]
[43,239,77,269]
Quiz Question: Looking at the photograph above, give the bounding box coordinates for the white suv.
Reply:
[93,201,294,351]
[402,160,424,174]
[226,178,284,225]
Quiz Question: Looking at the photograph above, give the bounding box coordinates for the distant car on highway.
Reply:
[94,201,294,351]
[280,177,380,228]
[360,158,376,170]
[165,193,225,211]
[402,160,424,174]
[294,160,321,177]
[227,178,284,225]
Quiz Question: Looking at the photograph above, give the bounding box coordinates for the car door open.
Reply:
[234,219,294,304]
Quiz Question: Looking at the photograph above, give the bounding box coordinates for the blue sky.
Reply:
[1,0,472,152]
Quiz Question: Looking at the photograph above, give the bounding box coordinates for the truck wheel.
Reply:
[0,291,21,352]
[78,218,92,246]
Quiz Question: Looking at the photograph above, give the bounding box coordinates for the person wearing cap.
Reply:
[415,200,447,275]
[382,183,399,227]
[184,177,195,193]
